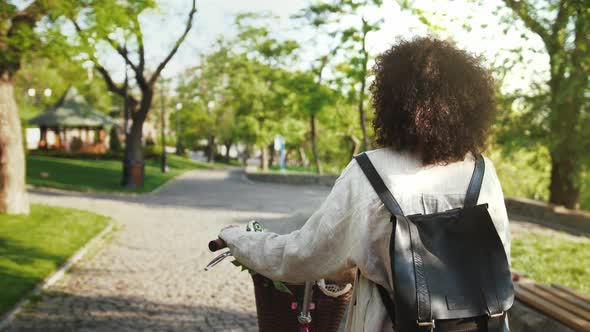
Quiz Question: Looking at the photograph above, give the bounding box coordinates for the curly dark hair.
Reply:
[370,37,496,165]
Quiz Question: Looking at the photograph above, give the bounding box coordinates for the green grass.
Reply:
[0,204,111,315]
[26,154,214,193]
[511,232,590,295]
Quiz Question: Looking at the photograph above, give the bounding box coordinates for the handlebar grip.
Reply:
[209,238,227,252]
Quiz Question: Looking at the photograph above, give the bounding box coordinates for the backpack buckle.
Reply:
[417,319,435,331]
[489,311,504,318]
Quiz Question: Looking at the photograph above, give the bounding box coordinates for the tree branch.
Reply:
[571,6,590,74]
[503,0,551,46]
[11,1,47,26]
[70,17,138,108]
[131,15,145,72]
[549,0,570,52]
[551,0,569,38]
[104,35,140,74]
[95,64,125,96]
[148,0,197,86]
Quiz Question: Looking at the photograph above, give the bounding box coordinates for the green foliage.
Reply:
[109,127,122,152]
[297,0,383,150]
[0,204,110,315]
[398,0,590,208]
[488,144,550,202]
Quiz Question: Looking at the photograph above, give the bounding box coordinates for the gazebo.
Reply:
[29,87,116,153]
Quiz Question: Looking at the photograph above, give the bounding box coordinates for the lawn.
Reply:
[511,230,590,295]
[26,154,214,193]
[0,204,111,315]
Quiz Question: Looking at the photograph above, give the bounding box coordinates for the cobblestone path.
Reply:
[5,169,330,332]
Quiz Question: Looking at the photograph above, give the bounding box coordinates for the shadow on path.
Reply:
[7,292,257,332]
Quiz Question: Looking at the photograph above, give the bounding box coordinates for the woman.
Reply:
[219,37,510,331]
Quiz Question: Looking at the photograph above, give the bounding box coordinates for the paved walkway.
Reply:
[5,169,330,332]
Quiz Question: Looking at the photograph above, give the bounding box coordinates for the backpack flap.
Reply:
[392,205,514,325]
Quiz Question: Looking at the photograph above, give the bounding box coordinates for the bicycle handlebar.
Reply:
[208,238,227,252]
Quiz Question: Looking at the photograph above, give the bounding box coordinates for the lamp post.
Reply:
[206,100,215,163]
[175,102,183,155]
[160,78,168,173]
[27,87,52,104]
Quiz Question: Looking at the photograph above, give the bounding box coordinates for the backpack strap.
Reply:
[464,154,485,207]
[355,152,399,329]
[376,284,396,330]
[354,153,404,216]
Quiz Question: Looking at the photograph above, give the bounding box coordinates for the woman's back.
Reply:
[342,148,510,332]
[219,37,510,332]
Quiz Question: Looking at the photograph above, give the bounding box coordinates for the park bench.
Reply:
[512,271,590,331]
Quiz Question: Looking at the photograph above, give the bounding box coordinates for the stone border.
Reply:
[244,170,338,186]
[506,197,590,235]
[245,171,590,235]
[0,222,115,331]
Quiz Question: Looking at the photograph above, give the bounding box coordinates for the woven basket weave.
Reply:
[252,274,353,332]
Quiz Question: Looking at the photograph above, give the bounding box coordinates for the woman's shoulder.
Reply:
[337,148,421,183]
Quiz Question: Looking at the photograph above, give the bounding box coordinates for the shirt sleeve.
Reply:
[219,160,361,283]
[484,158,511,264]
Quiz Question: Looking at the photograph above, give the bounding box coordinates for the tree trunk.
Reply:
[358,30,370,152]
[349,135,361,162]
[547,98,582,209]
[358,79,369,152]
[224,141,232,163]
[242,144,250,165]
[268,143,275,168]
[0,77,29,214]
[207,135,216,163]
[310,114,322,174]
[546,54,585,209]
[549,152,579,209]
[122,87,153,188]
[121,118,145,188]
[298,145,309,167]
[260,146,269,171]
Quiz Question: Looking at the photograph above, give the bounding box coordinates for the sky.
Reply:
[21,0,549,94]
[122,0,548,94]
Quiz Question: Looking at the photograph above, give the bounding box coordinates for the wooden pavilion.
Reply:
[29,87,116,153]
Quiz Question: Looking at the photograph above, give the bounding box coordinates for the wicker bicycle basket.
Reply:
[252,274,353,332]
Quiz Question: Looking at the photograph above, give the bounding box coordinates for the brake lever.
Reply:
[204,251,232,271]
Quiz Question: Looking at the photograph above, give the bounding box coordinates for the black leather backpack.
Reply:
[354,153,514,332]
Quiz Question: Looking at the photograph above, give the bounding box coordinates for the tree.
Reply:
[298,0,383,151]
[0,1,51,214]
[174,42,233,163]
[287,60,333,174]
[65,0,197,187]
[234,13,299,170]
[501,0,589,209]
[398,0,589,209]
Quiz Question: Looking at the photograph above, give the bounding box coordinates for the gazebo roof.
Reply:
[29,87,116,128]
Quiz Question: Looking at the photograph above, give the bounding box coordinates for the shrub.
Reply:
[109,127,122,152]
[70,137,83,152]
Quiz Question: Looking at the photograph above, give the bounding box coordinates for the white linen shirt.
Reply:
[220,147,511,332]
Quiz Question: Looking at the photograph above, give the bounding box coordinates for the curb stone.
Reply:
[0,222,115,331]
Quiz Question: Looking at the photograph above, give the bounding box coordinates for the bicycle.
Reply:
[207,237,314,332]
